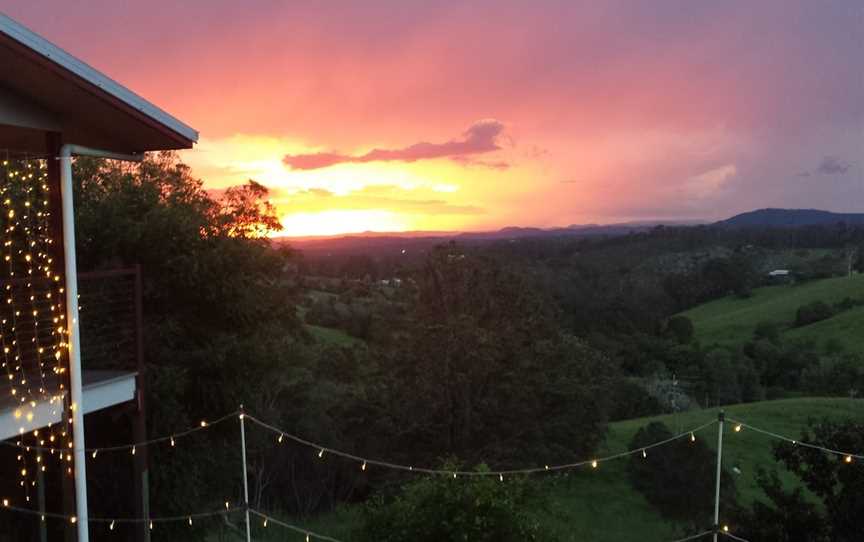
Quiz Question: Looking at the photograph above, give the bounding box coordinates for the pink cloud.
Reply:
[283,119,506,170]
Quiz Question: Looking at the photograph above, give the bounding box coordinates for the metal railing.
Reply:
[78,266,143,373]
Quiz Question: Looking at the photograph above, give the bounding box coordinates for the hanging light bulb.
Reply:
[591,460,598,469]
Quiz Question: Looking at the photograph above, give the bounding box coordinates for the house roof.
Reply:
[0,12,198,154]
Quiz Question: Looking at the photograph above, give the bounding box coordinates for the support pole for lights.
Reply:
[713,410,725,542]
[59,144,142,542]
[239,406,252,542]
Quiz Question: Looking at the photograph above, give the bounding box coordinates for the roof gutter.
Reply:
[59,144,142,542]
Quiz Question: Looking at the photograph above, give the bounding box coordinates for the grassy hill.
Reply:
[784,305,864,351]
[306,323,364,347]
[681,273,864,349]
[255,397,862,542]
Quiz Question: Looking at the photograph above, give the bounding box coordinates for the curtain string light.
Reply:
[1,158,70,503]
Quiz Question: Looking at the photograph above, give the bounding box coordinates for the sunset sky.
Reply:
[2,1,862,236]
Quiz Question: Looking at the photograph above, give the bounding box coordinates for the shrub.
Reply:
[753,321,780,344]
[734,469,829,542]
[359,464,556,542]
[666,315,695,344]
[608,379,664,420]
[795,301,834,327]
[627,422,736,524]
[736,420,864,541]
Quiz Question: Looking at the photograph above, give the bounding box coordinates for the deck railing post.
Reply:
[239,406,252,542]
[713,410,725,542]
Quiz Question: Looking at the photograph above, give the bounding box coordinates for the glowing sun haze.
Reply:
[3,1,862,236]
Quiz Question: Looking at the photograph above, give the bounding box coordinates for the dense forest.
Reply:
[2,153,862,541]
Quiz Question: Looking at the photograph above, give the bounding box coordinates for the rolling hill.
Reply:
[718,208,864,227]
[681,273,864,349]
[259,398,863,542]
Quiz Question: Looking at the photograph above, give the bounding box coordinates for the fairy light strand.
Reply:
[0,157,70,500]
[727,417,863,460]
[4,405,717,476]
[0,156,748,538]
[3,404,845,540]
[0,408,806,540]
[669,530,715,542]
[252,509,719,542]
[0,501,243,524]
[250,509,344,542]
[0,410,239,453]
[720,530,752,542]
[246,414,717,476]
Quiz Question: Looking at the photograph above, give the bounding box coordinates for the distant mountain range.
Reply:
[277,209,864,254]
[282,219,698,242]
[717,208,864,227]
[280,219,702,254]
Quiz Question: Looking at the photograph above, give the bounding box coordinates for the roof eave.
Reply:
[0,12,199,147]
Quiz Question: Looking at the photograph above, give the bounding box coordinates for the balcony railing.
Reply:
[0,266,142,412]
[78,266,143,374]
